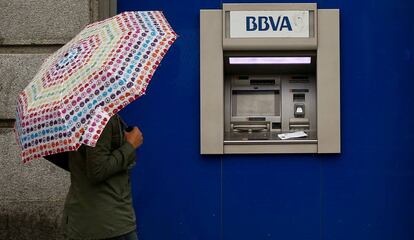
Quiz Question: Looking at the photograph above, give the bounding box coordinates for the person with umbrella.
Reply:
[14,11,177,240]
[48,114,143,240]
[47,114,143,240]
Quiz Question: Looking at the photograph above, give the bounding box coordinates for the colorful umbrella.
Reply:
[14,11,177,163]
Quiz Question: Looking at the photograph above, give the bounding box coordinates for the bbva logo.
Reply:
[246,16,293,32]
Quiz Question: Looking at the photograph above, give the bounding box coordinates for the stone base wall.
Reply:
[0,1,116,239]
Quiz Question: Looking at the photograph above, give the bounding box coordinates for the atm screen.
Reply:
[232,90,280,117]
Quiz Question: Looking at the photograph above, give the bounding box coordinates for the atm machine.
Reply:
[200,3,340,154]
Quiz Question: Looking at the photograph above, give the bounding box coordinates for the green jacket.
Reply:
[63,114,137,239]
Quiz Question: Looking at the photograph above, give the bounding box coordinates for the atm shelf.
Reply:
[224,131,317,144]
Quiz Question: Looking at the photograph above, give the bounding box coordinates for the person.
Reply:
[45,114,143,240]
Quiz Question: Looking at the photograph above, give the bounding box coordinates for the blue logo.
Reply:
[246,16,293,32]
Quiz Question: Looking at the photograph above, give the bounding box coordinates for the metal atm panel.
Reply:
[200,4,340,154]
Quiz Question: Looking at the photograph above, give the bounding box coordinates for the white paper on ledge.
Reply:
[278,131,308,140]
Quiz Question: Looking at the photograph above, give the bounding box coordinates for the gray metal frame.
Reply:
[200,10,224,154]
[200,5,341,154]
[317,9,341,153]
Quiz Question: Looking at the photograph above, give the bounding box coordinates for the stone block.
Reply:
[0,54,49,119]
[0,200,65,240]
[0,128,70,202]
[0,0,91,45]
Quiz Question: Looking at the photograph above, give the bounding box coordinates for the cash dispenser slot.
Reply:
[231,121,270,132]
[289,118,310,130]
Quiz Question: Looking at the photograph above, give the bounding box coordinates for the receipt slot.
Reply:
[200,3,340,154]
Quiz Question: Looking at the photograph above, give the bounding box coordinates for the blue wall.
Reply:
[117,1,414,239]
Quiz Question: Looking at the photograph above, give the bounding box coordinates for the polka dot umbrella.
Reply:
[14,11,177,163]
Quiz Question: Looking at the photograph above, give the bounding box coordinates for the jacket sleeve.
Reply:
[84,117,136,184]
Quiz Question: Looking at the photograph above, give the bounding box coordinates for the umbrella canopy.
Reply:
[14,11,177,163]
